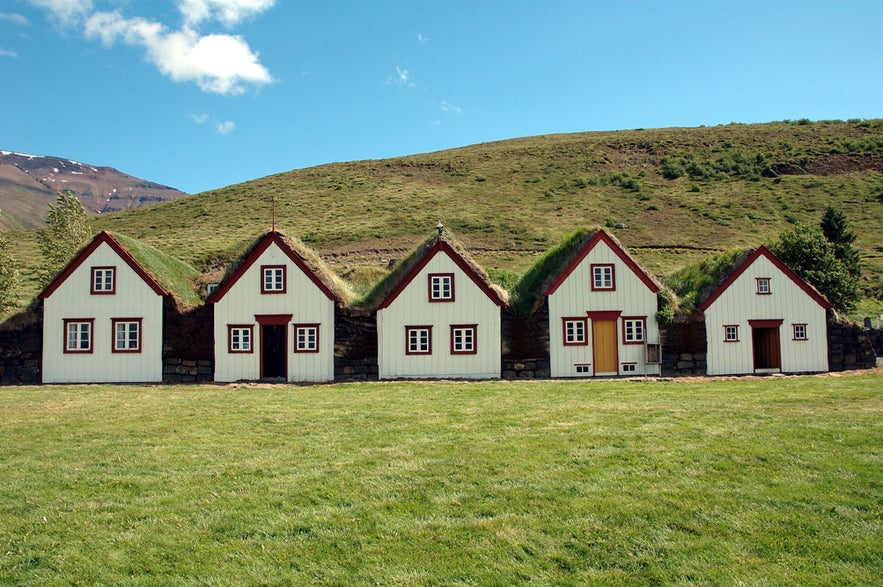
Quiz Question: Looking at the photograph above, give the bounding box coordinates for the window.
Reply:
[406,326,432,355]
[451,324,477,354]
[562,317,588,346]
[206,283,219,297]
[621,363,637,373]
[591,264,615,291]
[793,323,807,341]
[622,317,646,344]
[724,325,739,342]
[91,267,115,294]
[429,273,454,302]
[294,324,320,353]
[756,277,771,295]
[112,318,142,353]
[261,265,286,293]
[228,325,254,353]
[64,319,94,353]
[575,364,591,374]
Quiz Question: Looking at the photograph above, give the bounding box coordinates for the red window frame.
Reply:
[724,324,740,342]
[63,318,94,354]
[792,323,807,341]
[428,273,455,302]
[228,324,254,353]
[261,265,286,294]
[590,264,615,291]
[293,323,320,353]
[756,277,772,295]
[621,316,646,345]
[405,325,433,355]
[450,324,478,355]
[91,266,116,295]
[111,317,142,353]
[562,317,588,346]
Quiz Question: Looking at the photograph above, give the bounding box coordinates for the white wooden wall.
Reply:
[548,241,660,378]
[704,255,828,375]
[378,252,501,379]
[213,241,336,382]
[42,242,164,383]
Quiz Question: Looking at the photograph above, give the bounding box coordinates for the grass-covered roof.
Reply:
[663,248,751,314]
[357,226,508,311]
[111,232,202,307]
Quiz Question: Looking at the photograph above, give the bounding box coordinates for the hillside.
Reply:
[0,151,186,230]
[4,120,883,319]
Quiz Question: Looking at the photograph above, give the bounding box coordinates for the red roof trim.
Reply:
[38,231,168,299]
[208,232,340,304]
[697,246,832,311]
[377,241,506,310]
[544,230,661,297]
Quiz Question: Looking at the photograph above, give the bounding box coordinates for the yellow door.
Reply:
[592,319,618,375]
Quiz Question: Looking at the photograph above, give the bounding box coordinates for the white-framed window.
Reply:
[575,364,591,374]
[591,264,615,291]
[112,318,141,353]
[621,363,637,373]
[261,265,286,293]
[294,324,320,353]
[756,277,771,295]
[406,326,432,355]
[622,317,646,344]
[724,325,739,342]
[228,325,254,353]
[91,267,115,294]
[451,324,477,354]
[64,319,93,353]
[793,323,807,341]
[429,273,454,302]
[562,317,588,346]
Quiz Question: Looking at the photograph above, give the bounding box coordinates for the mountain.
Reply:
[3,120,882,319]
[0,151,187,229]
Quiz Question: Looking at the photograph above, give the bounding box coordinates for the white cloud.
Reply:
[417,33,428,44]
[189,113,209,124]
[441,100,462,114]
[215,120,235,134]
[0,48,19,58]
[388,65,416,88]
[26,0,92,25]
[85,11,272,94]
[179,0,276,27]
[0,12,30,26]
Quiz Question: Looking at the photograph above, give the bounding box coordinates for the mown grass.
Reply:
[1,373,880,585]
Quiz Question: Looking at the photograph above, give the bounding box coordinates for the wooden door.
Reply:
[261,324,287,380]
[592,319,618,375]
[752,326,781,371]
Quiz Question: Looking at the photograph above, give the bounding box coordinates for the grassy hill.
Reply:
[4,119,883,319]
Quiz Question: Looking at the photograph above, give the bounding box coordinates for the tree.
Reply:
[820,206,861,279]
[770,224,860,313]
[0,210,21,313]
[38,192,91,286]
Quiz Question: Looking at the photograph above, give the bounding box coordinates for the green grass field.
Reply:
[1,373,881,585]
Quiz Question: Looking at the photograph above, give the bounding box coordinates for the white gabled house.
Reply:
[697,245,832,375]
[208,231,350,383]
[368,228,508,379]
[38,231,170,383]
[518,229,663,378]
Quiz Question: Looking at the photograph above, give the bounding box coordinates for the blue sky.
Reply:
[2,1,881,195]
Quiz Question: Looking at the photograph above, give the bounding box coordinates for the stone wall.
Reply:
[660,320,707,376]
[334,306,379,381]
[162,358,214,383]
[827,313,878,371]
[502,358,550,379]
[0,308,42,384]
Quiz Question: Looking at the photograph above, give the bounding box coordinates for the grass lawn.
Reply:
[1,373,881,585]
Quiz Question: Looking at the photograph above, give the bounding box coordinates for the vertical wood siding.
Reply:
[42,242,164,383]
[548,241,660,377]
[378,252,501,379]
[704,255,827,375]
[213,242,335,382]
